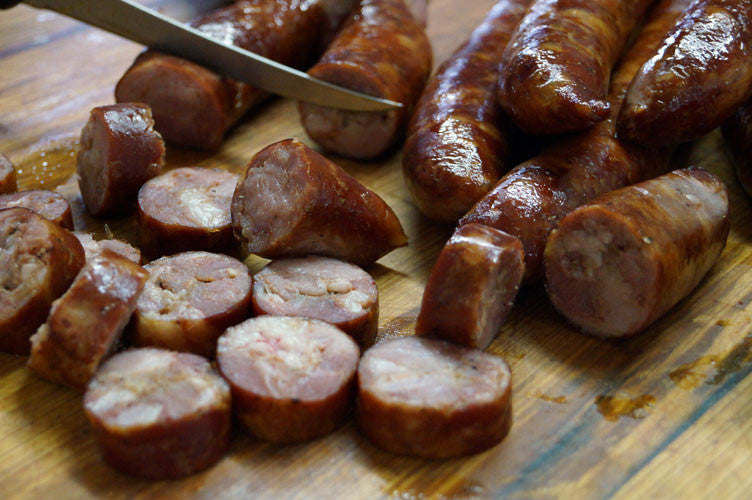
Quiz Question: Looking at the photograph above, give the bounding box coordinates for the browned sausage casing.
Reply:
[545,168,729,338]
[84,348,231,479]
[0,154,17,194]
[722,100,752,196]
[357,336,513,458]
[298,0,432,160]
[0,208,85,355]
[618,0,752,146]
[231,139,407,267]
[461,0,691,282]
[497,0,655,134]
[75,232,142,264]
[115,0,357,150]
[28,251,148,390]
[0,190,73,230]
[403,0,530,223]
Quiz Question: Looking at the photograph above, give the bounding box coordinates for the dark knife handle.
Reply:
[0,1,22,9]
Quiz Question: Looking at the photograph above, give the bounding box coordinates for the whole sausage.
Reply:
[722,100,752,196]
[84,348,231,479]
[217,316,359,443]
[618,0,752,146]
[115,0,357,150]
[75,232,142,264]
[402,0,530,223]
[28,251,149,390]
[298,0,432,160]
[0,190,73,230]
[357,336,512,458]
[461,0,691,282]
[544,167,729,338]
[231,139,408,267]
[497,0,655,134]
[131,251,253,358]
[416,223,525,349]
[77,103,165,217]
[252,256,379,347]
[0,154,16,194]
[0,208,85,355]
[137,167,239,257]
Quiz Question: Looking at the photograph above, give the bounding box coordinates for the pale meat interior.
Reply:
[0,216,48,319]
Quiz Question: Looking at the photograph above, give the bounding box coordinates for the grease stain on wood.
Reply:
[595,394,656,422]
[669,333,752,389]
[533,392,568,404]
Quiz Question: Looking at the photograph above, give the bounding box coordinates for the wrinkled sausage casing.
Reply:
[231,139,407,267]
[0,190,73,230]
[75,232,142,264]
[545,168,730,338]
[403,0,530,223]
[618,0,752,146]
[0,208,85,355]
[116,0,357,150]
[497,0,655,134]
[299,0,432,160]
[0,154,17,195]
[722,100,752,196]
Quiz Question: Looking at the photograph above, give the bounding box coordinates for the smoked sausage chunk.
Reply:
[0,154,17,194]
[75,232,142,264]
[0,190,73,230]
[723,100,752,196]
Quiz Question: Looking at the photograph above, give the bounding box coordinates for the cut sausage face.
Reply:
[0,154,17,194]
[75,232,142,264]
[0,190,73,230]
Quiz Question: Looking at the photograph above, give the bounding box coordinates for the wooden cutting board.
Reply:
[0,1,750,498]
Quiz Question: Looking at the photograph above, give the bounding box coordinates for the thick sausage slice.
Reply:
[0,154,16,194]
[416,223,525,349]
[0,190,73,230]
[231,139,407,267]
[77,103,165,217]
[75,232,142,264]
[28,251,148,390]
[131,251,252,358]
[137,167,239,257]
[357,336,512,458]
[252,256,379,347]
[298,0,432,160]
[403,0,530,222]
[722,100,752,196]
[618,0,752,146]
[217,316,359,443]
[545,168,729,338]
[497,0,655,134]
[83,348,231,479]
[0,208,85,355]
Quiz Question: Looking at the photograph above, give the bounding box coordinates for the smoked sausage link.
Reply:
[0,154,16,194]
[722,100,752,196]
[0,190,73,230]
[545,168,730,338]
[357,336,512,458]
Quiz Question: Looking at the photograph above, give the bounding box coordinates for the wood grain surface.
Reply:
[1,1,751,499]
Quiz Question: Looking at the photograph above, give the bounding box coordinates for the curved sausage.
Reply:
[28,251,148,390]
[0,154,16,194]
[497,0,655,135]
[75,232,142,264]
[131,251,252,358]
[544,167,729,338]
[402,0,530,223]
[618,0,752,146]
[137,167,239,257]
[83,348,231,479]
[77,103,165,217]
[0,190,73,230]
[217,316,359,443]
[357,336,512,458]
[231,139,407,267]
[0,208,85,355]
[252,256,379,347]
[722,100,752,196]
[298,0,432,160]
[115,0,357,150]
[416,223,524,349]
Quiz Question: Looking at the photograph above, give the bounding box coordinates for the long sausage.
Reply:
[0,154,16,194]
[0,190,73,230]
[722,99,752,196]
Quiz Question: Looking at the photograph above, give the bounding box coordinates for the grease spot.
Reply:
[669,334,752,389]
[533,392,567,404]
[595,393,655,422]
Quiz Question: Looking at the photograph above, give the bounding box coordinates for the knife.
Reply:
[0,0,403,112]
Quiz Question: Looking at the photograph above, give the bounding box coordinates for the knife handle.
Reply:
[0,1,22,9]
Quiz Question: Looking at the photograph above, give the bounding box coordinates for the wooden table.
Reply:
[1,1,750,498]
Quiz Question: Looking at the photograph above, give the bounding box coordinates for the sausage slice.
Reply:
[75,232,142,264]
[0,190,73,230]
[0,154,17,194]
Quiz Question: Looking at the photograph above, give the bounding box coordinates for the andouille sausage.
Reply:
[252,256,379,347]
[618,0,752,146]
[0,190,73,230]
[416,223,524,349]
[0,154,16,194]
[545,168,729,338]
[357,336,512,458]
[231,139,407,267]
[115,0,357,150]
[84,348,231,479]
[722,100,752,196]
[217,316,359,443]
[298,0,432,160]
[75,232,142,264]
[77,103,165,217]
[403,0,530,223]
[131,251,252,358]
[137,167,239,257]
[461,0,691,282]
[497,0,655,134]
[28,251,149,390]
[0,208,85,355]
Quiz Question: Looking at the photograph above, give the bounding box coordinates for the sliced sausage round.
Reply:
[75,232,142,264]
[83,348,231,479]
[217,316,359,443]
[357,336,513,458]
[0,190,73,230]
[0,154,17,194]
